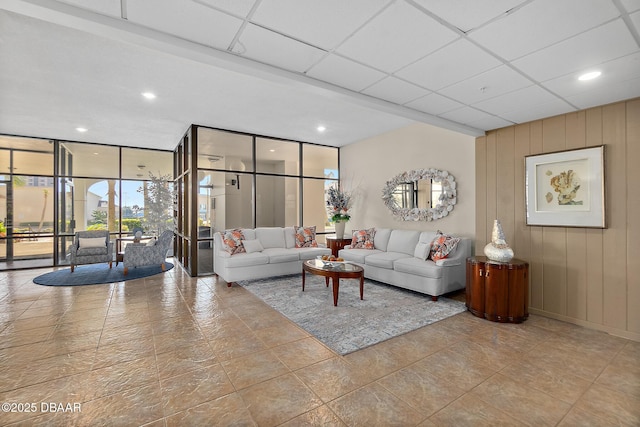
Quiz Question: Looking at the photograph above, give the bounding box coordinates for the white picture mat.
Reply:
[525,146,605,228]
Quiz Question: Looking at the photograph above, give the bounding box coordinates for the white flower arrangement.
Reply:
[327,184,352,222]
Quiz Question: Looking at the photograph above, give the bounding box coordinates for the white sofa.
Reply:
[214,227,331,286]
[338,229,472,300]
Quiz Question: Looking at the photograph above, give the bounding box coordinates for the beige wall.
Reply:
[476,98,640,341]
[341,122,476,238]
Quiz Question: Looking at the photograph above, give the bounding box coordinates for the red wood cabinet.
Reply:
[466,256,529,323]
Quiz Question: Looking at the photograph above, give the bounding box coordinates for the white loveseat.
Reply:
[338,228,472,300]
[213,227,331,286]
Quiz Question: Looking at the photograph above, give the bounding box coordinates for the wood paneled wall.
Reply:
[476,98,639,341]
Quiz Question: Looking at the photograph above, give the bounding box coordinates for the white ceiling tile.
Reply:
[621,0,640,13]
[499,99,577,124]
[512,20,638,82]
[336,1,458,73]
[306,54,386,92]
[466,115,514,131]
[474,86,575,122]
[467,116,515,131]
[126,0,242,50]
[542,53,640,98]
[405,93,464,115]
[437,65,532,105]
[396,39,502,90]
[474,85,566,114]
[411,0,526,32]
[361,77,430,104]
[192,0,258,17]
[565,76,640,109]
[631,10,640,33]
[469,0,619,60]
[439,106,504,125]
[234,24,327,73]
[251,0,390,50]
[54,0,122,17]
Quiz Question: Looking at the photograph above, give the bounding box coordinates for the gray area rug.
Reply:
[238,274,466,355]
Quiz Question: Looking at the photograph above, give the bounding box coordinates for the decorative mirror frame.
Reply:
[381,168,457,221]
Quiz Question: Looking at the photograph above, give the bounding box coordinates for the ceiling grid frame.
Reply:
[0,0,639,149]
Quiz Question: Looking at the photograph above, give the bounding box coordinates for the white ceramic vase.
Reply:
[483,219,514,262]
[334,221,346,239]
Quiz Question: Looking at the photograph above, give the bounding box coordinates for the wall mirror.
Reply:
[382,168,456,221]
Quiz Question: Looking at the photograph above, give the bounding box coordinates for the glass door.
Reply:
[6,176,54,268]
[0,180,8,262]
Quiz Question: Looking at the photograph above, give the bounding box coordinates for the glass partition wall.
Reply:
[0,125,337,274]
[0,134,173,270]
[175,125,339,276]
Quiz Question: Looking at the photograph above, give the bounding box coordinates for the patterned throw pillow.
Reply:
[294,226,318,248]
[219,229,245,255]
[429,230,460,261]
[351,228,376,249]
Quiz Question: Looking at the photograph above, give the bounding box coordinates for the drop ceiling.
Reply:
[1,0,639,151]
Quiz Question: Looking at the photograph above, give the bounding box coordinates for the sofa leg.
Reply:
[124,267,128,275]
[227,282,233,287]
[161,262,166,271]
[70,264,75,273]
[431,296,438,301]
[109,261,112,269]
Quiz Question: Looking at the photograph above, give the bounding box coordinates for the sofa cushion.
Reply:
[350,228,375,249]
[373,228,392,251]
[263,248,299,263]
[430,231,461,261]
[77,247,108,256]
[242,239,264,254]
[293,247,332,260]
[339,248,382,264]
[295,226,318,248]
[394,257,443,279]
[224,252,269,268]
[365,251,411,269]
[256,227,286,249]
[413,242,430,260]
[242,229,256,240]
[386,230,421,256]
[419,231,438,244]
[284,227,296,249]
[219,229,245,255]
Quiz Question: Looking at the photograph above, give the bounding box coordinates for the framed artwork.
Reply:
[525,145,605,228]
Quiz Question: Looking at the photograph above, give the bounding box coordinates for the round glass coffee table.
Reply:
[302,259,364,306]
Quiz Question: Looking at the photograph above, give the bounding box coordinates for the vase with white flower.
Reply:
[327,184,352,238]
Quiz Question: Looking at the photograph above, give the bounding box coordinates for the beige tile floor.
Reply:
[0,265,638,426]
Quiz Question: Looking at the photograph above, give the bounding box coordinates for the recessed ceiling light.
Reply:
[578,71,601,81]
[141,92,156,99]
[269,149,275,152]
[317,125,326,132]
[75,127,87,132]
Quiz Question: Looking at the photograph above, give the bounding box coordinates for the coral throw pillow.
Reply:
[430,231,460,261]
[351,228,376,249]
[295,226,318,248]
[219,229,245,255]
